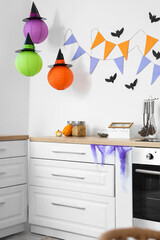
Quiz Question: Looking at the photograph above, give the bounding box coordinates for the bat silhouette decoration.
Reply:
[149,12,160,23]
[152,50,160,60]
[105,73,117,83]
[125,79,138,90]
[111,28,124,38]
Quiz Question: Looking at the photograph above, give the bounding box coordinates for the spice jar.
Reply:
[67,121,86,137]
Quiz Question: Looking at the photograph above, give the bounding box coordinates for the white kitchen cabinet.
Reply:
[29,142,115,240]
[29,186,115,238]
[0,157,27,188]
[0,140,27,238]
[29,159,114,197]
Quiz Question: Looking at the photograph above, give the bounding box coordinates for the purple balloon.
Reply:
[23,19,48,44]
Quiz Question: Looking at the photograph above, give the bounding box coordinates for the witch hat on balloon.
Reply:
[48,49,72,68]
[23,2,46,22]
[15,33,39,53]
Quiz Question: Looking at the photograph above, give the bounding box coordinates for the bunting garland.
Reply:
[64,29,160,84]
[90,56,99,74]
[104,41,116,60]
[151,64,160,84]
[90,31,105,50]
[144,35,158,56]
[72,46,85,60]
[64,29,129,74]
[118,40,129,60]
[64,34,77,45]
[114,56,124,74]
[136,56,151,74]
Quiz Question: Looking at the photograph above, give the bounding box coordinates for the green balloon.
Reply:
[15,51,42,76]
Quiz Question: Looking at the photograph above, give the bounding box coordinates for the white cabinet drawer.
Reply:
[30,142,115,164]
[29,186,115,238]
[0,184,27,229]
[0,157,27,188]
[29,159,114,197]
[0,141,27,159]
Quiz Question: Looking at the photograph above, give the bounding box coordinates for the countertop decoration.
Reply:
[23,2,48,44]
[63,27,160,85]
[48,49,74,90]
[15,33,42,76]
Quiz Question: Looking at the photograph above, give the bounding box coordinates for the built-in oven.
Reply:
[132,147,160,230]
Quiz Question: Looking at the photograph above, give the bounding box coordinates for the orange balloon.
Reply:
[48,66,74,90]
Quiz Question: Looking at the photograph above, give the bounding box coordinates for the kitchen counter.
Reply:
[0,135,29,141]
[29,136,160,148]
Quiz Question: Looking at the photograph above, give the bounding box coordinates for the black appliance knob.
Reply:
[146,153,154,160]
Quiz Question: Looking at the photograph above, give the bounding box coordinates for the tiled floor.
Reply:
[2,231,43,240]
[1,225,56,240]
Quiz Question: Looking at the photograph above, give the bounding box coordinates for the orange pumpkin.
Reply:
[62,124,72,136]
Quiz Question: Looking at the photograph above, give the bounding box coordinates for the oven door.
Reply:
[133,163,160,222]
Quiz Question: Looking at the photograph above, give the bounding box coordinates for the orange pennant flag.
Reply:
[118,40,129,60]
[91,32,105,50]
[144,35,158,56]
[103,41,116,60]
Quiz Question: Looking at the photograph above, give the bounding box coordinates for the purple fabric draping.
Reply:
[90,144,132,173]
[116,146,132,175]
[90,145,132,190]
[90,145,115,165]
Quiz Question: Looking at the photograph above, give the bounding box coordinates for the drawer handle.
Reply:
[52,150,86,155]
[0,201,5,204]
[0,148,6,151]
[51,173,85,180]
[51,202,86,210]
[0,172,6,175]
[135,169,160,175]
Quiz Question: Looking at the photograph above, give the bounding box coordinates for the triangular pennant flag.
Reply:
[64,34,77,45]
[114,56,124,74]
[118,40,129,60]
[90,32,105,50]
[104,41,116,60]
[72,46,85,60]
[144,35,158,56]
[137,56,151,74]
[151,64,160,85]
[90,56,99,74]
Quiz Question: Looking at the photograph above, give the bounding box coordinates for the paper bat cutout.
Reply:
[152,50,160,59]
[111,28,124,38]
[149,12,160,23]
[125,79,138,90]
[105,73,117,83]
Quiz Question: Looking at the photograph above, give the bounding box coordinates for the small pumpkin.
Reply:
[56,130,62,137]
[62,124,72,136]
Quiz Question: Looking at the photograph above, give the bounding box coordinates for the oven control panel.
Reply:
[133,147,160,165]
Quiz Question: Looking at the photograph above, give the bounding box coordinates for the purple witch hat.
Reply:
[23,2,46,22]
[15,33,39,53]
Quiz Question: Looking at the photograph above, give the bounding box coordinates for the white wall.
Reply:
[28,0,160,137]
[0,0,29,135]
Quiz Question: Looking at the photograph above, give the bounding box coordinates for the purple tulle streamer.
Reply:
[90,144,132,173]
[90,145,115,166]
[116,146,132,175]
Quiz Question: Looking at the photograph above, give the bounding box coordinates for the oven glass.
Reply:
[133,164,160,222]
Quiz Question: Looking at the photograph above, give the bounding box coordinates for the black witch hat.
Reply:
[15,33,39,53]
[48,49,72,68]
[23,2,46,22]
